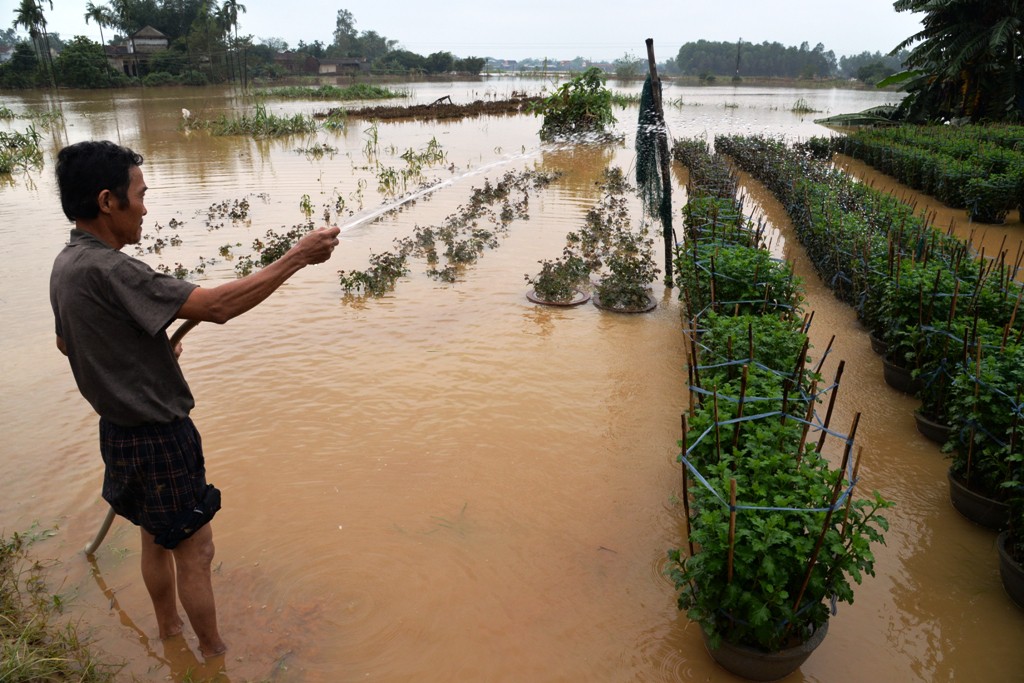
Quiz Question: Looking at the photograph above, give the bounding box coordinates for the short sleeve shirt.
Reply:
[50,229,199,427]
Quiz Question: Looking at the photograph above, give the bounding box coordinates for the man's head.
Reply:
[56,141,144,222]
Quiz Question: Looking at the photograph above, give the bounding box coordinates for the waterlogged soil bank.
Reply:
[321,95,543,122]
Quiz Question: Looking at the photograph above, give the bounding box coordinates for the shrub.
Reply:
[142,71,179,87]
[528,67,616,141]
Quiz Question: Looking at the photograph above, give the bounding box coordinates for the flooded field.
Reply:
[1,79,1022,682]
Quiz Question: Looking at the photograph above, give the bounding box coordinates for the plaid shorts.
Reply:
[99,416,220,547]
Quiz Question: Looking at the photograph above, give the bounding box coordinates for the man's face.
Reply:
[110,165,148,247]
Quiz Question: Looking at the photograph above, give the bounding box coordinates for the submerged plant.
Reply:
[203,103,318,137]
[526,252,590,303]
[338,250,409,296]
[594,225,659,310]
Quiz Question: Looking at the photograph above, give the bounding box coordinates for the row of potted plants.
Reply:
[806,124,1024,224]
[666,138,892,679]
[716,133,1024,609]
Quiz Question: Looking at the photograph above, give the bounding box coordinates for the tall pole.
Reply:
[645,38,674,288]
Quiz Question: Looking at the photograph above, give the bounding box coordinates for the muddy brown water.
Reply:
[1,81,1022,682]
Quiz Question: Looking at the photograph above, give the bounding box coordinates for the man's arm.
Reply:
[176,226,339,324]
[56,336,68,356]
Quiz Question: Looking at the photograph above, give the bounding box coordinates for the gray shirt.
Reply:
[50,229,199,427]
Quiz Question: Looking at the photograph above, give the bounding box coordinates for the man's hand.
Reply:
[173,341,183,359]
[176,226,342,325]
[295,226,341,266]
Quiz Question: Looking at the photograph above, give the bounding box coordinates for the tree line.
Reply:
[669,39,908,83]
[3,0,1021,123]
[1,3,486,89]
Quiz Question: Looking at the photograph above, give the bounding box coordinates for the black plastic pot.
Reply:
[914,410,951,445]
[948,469,1009,530]
[701,619,828,682]
[882,358,922,395]
[997,531,1024,609]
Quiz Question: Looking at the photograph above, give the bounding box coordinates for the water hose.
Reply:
[83,319,201,556]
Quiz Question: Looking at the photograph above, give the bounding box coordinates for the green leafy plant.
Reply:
[943,341,1024,500]
[525,252,590,303]
[0,126,43,175]
[338,250,409,296]
[668,443,891,651]
[527,67,617,141]
[594,225,658,310]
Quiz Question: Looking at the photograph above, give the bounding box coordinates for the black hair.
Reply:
[55,141,144,222]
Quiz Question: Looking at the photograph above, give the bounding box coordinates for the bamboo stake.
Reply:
[789,412,859,628]
[965,342,983,485]
[732,365,749,451]
[727,478,737,584]
[1003,286,1023,350]
[812,335,835,375]
[712,388,723,463]
[816,361,846,452]
[681,414,694,557]
[795,380,819,467]
[748,322,754,365]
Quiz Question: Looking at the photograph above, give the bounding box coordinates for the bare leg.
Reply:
[172,523,227,658]
[140,529,184,639]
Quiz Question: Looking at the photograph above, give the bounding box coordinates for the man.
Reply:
[49,140,340,658]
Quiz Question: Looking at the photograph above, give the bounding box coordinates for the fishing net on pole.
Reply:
[635,75,673,234]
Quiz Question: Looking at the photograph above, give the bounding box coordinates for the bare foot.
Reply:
[158,617,185,640]
[199,640,228,660]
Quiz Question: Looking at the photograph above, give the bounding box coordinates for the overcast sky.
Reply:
[36,0,924,62]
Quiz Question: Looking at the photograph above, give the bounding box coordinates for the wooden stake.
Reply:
[816,360,846,452]
[790,412,859,628]
[727,478,737,584]
[732,365,749,451]
[681,414,695,556]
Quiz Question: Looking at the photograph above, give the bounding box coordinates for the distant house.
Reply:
[317,57,369,75]
[130,26,169,55]
[273,50,319,74]
[107,25,169,75]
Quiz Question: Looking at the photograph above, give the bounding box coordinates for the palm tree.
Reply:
[217,0,245,82]
[220,0,245,44]
[84,2,113,48]
[891,0,1024,122]
[84,2,114,83]
[11,0,55,87]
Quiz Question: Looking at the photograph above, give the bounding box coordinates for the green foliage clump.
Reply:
[338,250,409,296]
[194,103,319,137]
[142,71,179,87]
[255,84,407,100]
[525,252,589,304]
[0,127,43,175]
[54,36,118,89]
[528,67,617,141]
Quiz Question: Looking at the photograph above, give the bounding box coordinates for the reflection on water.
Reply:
[2,80,1022,681]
